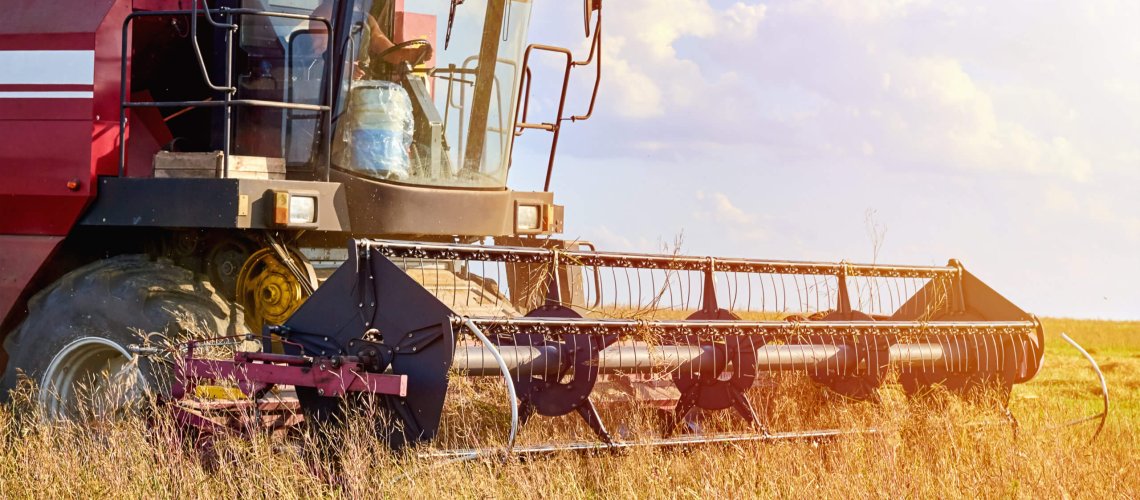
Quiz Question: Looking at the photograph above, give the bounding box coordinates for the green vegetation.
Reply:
[0,318,1136,498]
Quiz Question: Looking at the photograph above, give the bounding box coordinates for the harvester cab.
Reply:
[103,0,576,238]
[0,0,1071,459]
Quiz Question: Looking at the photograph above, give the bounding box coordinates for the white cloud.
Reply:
[524,1,1140,319]
[582,225,657,253]
[602,36,665,119]
[788,0,927,22]
[695,191,766,241]
[723,3,768,38]
[872,56,1094,180]
[556,0,1110,182]
[596,0,766,119]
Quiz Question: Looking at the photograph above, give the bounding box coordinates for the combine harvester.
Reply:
[0,0,1096,457]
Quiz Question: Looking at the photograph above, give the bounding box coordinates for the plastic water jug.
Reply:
[341,80,413,179]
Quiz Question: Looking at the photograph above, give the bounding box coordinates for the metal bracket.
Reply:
[515,333,618,444]
[667,309,766,436]
[264,231,317,295]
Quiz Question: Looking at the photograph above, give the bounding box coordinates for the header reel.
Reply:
[232,238,1046,456]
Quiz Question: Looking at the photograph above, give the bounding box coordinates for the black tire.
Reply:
[0,255,244,416]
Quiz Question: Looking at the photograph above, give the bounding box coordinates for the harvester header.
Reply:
[240,238,1045,453]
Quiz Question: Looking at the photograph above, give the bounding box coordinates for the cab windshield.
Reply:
[270,0,532,189]
[124,0,544,190]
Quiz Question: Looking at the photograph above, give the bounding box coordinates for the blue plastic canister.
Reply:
[344,81,414,179]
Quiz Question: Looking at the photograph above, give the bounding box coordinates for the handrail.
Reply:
[190,0,234,93]
[118,7,334,180]
[123,100,326,111]
[510,3,603,191]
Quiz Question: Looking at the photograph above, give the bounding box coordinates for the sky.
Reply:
[501,0,1140,321]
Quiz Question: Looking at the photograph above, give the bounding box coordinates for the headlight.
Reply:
[516,204,541,232]
[272,191,318,226]
[289,196,317,224]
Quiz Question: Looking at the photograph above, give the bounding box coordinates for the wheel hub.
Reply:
[236,248,309,333]
[39,337,147,420]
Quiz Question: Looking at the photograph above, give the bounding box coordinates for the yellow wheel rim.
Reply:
[236,248,309,335]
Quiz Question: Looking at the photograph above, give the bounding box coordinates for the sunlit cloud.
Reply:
[521,1,1140,319]
[695,191,766,242]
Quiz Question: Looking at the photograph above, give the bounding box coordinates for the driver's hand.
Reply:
[381,44,433,66]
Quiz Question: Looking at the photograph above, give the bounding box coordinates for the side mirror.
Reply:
[584,0,601,37]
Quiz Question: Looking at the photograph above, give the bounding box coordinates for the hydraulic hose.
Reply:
[461,316,519,457]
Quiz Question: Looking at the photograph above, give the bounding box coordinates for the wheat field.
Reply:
[0,317,1136,498]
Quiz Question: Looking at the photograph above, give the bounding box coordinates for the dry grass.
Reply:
[0,317,1137,498]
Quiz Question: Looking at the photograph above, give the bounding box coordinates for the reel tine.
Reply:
[978,332,988,374]
[495,261,504,309]
[962,332,972,374]
[990,331,1000,374]
[887,277,899,316]
[994,331,1004,373]
[665,269,676,313]
[652,269,661,314]
[961,332,971,374]
[876,277,886,316]
[633,267,642,312]
[944,332,954,375]
[1010,329,1020,375]
[758,273,767,314]
[798,273,809,314]
[464,258,472,310]
[837,334,845,377]
[830,274,838,313]
[744,271,752,314]
[609,265,619,313]
[975,332,984,374]
[905,276,915,318]
[820,274,829,314]
[868,332,877,383]
[624,266,633,311]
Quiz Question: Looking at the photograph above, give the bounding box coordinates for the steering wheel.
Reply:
[372,38,434,68]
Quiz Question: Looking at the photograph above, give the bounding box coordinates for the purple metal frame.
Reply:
[165,338,406,439]
[173,341,408,401]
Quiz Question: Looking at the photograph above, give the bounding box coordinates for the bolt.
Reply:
[317,388,325,396]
